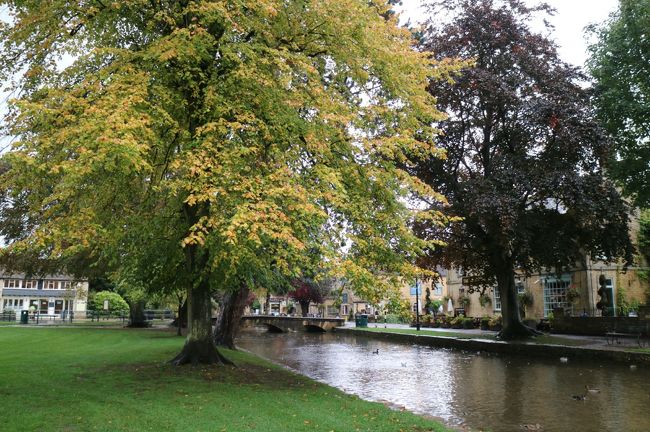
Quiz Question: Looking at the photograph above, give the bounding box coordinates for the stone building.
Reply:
[443,259,648,319]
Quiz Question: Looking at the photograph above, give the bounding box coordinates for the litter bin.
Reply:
[20,310,29,324]
[355,314,368,328]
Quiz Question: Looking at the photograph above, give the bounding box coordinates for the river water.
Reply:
[237,328,650,432]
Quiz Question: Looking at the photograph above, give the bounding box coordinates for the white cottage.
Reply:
[0,272,88,317]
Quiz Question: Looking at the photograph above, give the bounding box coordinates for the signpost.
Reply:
[411,279,421,331]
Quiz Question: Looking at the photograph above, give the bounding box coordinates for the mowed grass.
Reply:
[0,327,451,432]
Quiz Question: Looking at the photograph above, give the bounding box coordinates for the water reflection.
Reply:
[237,328,650,432]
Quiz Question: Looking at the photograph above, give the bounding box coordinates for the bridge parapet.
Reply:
[241,315,345,333]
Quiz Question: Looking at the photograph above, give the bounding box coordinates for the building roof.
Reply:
[0,271,83,281]
[1,289,74,298]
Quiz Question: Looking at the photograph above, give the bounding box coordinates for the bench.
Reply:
[606,323,649,348]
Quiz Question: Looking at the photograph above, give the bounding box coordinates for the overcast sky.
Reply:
[0,0,620,152]
[398,0,619,67]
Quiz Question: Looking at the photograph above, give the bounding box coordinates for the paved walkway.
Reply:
[346,321,646,353]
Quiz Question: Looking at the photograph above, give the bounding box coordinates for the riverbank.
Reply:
[0,327,452,432]
[336,326,650,365]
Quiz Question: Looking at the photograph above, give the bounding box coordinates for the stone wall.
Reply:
[552,309,650,336]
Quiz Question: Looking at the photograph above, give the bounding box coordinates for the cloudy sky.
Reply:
[0,0,621,152]
[398,0,619,67]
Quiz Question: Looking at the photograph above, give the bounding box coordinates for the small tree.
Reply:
[424,285,433,315]
[288,279,329,317]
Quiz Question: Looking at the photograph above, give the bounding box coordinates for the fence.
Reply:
[1,309,175,325]
[0,311,16,321]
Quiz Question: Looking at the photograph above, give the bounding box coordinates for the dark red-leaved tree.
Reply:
[288,279,328,317]
[413,0,633,339]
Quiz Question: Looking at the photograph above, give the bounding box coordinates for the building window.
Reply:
[433,282,443,296]
[45,280,57,289]
[23,280,36,289]
[515,281,525,294]
[62,281,71,290]
[5,279,20,288]
[493,288,501,312]
[543,276,571,317]
[342,293,348,304]
[493,283,525,312]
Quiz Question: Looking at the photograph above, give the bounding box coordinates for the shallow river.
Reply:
[237,328,650,432]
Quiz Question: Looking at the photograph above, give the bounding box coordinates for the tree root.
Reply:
[169,341,235,366]
[127,321,151,329]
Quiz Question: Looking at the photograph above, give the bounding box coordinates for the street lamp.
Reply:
[415,279,421,331]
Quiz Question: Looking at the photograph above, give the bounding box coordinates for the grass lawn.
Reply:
[0,327,451,432]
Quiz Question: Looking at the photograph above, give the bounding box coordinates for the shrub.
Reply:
[91,291,129,314]
[479,294,492,308]
[450,314,465,328]
[488,315,502,330]
[462,317,475,329]
[379,314,409,324]
[518,291,534,308]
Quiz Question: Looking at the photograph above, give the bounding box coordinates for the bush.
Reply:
[91,291,129,314]
[450,314,465,329]
[480,316,490,330]
[479,294,492,308]
[488,315,502,331]
[518,291,534,308]
[381,314,410,324]
[462,317,475,329]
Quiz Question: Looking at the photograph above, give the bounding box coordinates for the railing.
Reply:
[2,309,176,325]
[0,311,16,321]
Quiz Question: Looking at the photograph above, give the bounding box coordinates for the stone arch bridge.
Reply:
[241,315,345,333]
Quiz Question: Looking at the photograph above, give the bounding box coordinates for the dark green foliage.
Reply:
[638,210,650,285]
[588,0,650,207]
[639,210,650,263]
[414,0,633,339]
[90,291,129,314]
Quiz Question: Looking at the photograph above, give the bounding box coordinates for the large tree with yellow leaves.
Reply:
[0,1,456,364]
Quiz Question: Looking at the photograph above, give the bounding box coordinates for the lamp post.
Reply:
[415,279,421,331]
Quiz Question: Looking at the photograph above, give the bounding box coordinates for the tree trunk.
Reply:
[495,260,541,340]
[214,283,250,349]
[300,301,309,317]
[265,291,271,315]
[172,296,186,337]
[170,279,232,366]
[128,299,149,328]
